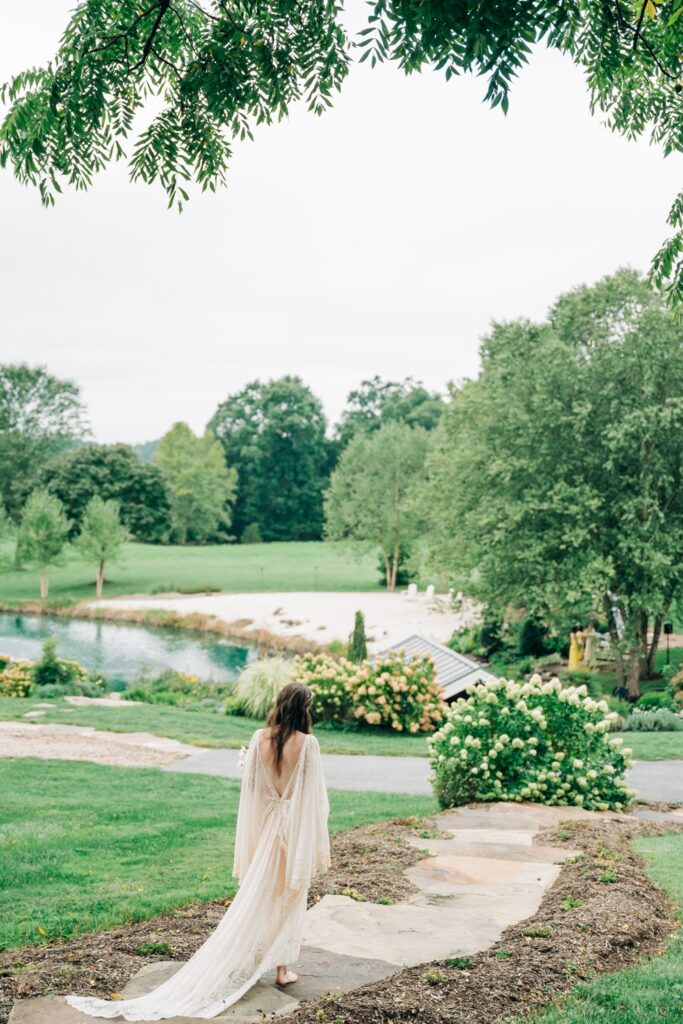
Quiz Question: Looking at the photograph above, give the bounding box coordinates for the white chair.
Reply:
[425,584,435,600]
[405,582,418,600]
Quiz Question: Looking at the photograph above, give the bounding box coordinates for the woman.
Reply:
[67,683,330,1020]
[568,626,585,671]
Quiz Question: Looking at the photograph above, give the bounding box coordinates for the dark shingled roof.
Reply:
[381,633,498,701]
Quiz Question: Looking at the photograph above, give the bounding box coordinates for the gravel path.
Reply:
[0,722,198,769]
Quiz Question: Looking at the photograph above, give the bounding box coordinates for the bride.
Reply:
[67,683,331,1020]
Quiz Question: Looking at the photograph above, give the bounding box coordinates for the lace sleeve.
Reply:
[285,734,331,891]
[232,730,262,880]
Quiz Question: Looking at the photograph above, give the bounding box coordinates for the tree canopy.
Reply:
[325,421,429,589]
[0,364,88,522]
[3,2,683,297]
[40,442,173,543]
[335,376,444,450]
[425,268,683,694]
[209,375,332,541]
[154,421,237,542]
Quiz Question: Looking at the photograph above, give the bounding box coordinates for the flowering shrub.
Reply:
[352,653,445,733]
[429,674,632,811]
[124,669,234,708]
[291,653,355,725]
[292,651,446,733]
[0,659,34,697]
[670,669,683,708]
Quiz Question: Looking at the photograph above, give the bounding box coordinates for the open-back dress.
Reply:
[66,730,330,1020]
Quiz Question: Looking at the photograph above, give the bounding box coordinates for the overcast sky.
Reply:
[1,3,681,444]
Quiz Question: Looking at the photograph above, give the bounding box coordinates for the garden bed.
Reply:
[0,816,439,1024]
[288,815,683,1024]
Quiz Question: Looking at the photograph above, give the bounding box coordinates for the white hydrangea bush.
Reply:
[429,674,633,811]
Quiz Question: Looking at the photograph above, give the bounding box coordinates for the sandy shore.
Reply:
[90,591,478,651]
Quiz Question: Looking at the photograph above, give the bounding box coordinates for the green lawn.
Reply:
[0,758,438,951]
[1,697,679,760]
[520,832,683,1024]
[0,697,431,756]
[0,540,382,604]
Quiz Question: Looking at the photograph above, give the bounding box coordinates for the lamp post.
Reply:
[664,621,673,666]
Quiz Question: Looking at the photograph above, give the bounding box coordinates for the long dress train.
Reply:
[66,730,330,1021]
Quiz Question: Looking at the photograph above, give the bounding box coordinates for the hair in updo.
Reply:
[266,682,313,770]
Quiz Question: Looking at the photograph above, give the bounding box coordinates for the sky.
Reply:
[0,3,681,444]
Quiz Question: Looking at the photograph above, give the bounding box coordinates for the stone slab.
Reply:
[406,835,579,864]
[8,996,201,1024]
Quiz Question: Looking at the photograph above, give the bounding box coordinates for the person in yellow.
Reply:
[568,626,585,670]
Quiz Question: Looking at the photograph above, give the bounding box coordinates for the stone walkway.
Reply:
[0,721,198,769]
[9,801,603,1024]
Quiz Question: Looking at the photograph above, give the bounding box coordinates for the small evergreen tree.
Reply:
[75,496,129,598]
[348,611,368,663]
[18,489,70,599]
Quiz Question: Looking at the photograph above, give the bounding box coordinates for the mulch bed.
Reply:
[288,814,683,1024]
[0,816,437,1023]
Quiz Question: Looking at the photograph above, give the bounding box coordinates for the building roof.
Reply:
[380,633,498,701]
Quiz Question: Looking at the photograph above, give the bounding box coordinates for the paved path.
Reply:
[167,747,683,804]
[9,802,601,1024]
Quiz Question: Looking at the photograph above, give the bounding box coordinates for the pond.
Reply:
[0,613,257,688]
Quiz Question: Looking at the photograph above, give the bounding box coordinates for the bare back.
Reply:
[258,727,307,797]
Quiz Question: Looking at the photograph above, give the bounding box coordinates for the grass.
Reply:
[1,696,680,759]
[519,832,683,1024]
[0,697,431,756]
[0,758,438,951]
[0,540,382,604]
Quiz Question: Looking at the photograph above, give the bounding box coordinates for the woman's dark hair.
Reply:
[265,682,313,770]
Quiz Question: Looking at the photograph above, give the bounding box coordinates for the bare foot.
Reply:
[275,968,298,986]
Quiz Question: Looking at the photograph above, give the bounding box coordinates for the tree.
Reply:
[3,3,683,298]
[335,377,444,450]
[154,421,237,543]
[18,490,70,599]
[425,268,683,697]
[75,496,129,597]
[0,364,88,523]
[348,611,368,663]
[325,422,429,590]
[209,376,332,541]
[40,443,173,543]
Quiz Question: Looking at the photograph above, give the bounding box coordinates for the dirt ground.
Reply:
[1,813,681,1024]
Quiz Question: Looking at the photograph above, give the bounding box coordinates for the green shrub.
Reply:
[124,670,232,708]
[429,674,632,811]
[0,659,34,697]
[348,610,368,664]
[352,652,445,733]
[636,689,675,711]
[518,617,547,657]
[31,636,90,691]
[235,657,294,718]
[224,694,248,717]
[623,708,683,732]
[291,652,355,725]
[240,522,263,544]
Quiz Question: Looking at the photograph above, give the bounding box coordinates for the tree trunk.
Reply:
[646,614,663,679]
[96,560,105,599]
[382,550,392,590]
[625,609,649,700]
[39,574,49,600]
[14,538,22,570]
[603,595,625,688]
[389,542,400,592]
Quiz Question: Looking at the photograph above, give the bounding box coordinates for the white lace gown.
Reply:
[66,730,331,1021]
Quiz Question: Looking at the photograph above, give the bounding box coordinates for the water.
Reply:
[0,613,257,688]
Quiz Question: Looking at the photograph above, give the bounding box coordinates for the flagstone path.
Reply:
[8,800,642,1024]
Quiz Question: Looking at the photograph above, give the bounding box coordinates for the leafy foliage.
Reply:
[335,376,444,450]
[154,421,237,543]
[426,269,683,693]
[429,674,632,811]
[235,656,294,718]
[75,496,129,597]
[40,443,173,543]
[18,490,70,598]
[348,610,368,663]
[0,364,88,522]
[123,668,234,708]
[4,4,683,297]
[209,376,332,541]
[325,422,430,590]
[623,707,683,730]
